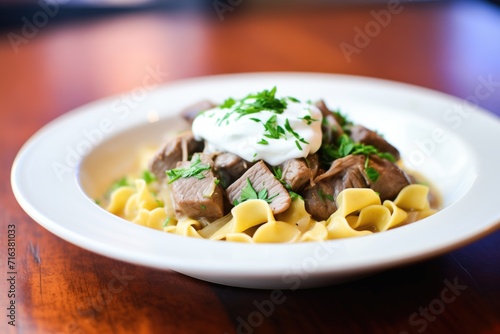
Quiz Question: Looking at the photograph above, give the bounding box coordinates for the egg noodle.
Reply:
[102,164,437,243]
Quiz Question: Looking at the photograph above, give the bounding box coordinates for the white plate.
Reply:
[11,72,500,289]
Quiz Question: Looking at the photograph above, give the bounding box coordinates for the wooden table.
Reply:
[1,1,499,333]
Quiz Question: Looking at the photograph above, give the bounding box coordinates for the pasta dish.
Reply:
[98,87,439,243]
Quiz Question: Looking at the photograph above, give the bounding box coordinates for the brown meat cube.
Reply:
[170,154,224,220]
[302,155,411,220]
[279,154,319,191]
[149,131,204,181]
[214,152,254,188]
[226,160,291,214]
[349,125,400,161]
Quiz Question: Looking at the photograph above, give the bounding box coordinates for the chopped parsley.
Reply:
[220,97,236,109]
[285,118,309,145]
[252,115,309,150]
[233,86,288,116]
[333,110,352,130]
[216,87,295,125]
[272,166,284,181]
[364,156,380,183]
[166,154,211,184]
[300,115,319,125]
[110,176,129,189]
[289,191,303,201]
[105,176,130,197]
[257,138,269,145]
[251,115,286,144]
[365,167,380,183]
[233,178,278,206]
[318,188,335,202]
[141,170,157,184]
[162,217,173,228]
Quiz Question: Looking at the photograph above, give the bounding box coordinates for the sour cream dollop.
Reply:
[191,97,323,166]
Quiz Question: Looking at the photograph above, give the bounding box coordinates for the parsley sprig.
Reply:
[217,87,296,125]
[251,115,310,150]
[300,115,318,125]
[251,115,286,145]
[284,118,309,150]
[166,154,211,184]
[233,178,278,206]
[142,170,157,184]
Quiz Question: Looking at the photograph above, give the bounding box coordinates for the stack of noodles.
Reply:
[106,178,436,243]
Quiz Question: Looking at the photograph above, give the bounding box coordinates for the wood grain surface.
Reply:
[1,1,499,333]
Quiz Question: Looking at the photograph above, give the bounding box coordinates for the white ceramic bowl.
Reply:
[11,73,500,289]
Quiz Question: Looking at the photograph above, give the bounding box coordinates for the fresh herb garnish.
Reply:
[318,188,335,202]
[220,97,236,109]
[162,217,172,228]
[285,118,309,144]
[272,166,284,181]
[263,115,286,140]
[300,115,319,125]
[319,134,396,164]
[106,176,130,196]
[365,167,380,183]
[332,110,353,132]
[233,178,278,206]
[364,156,380,182]
[257,139,269,145]
[253,116,309,150]
[289,191,303,201]
[216,87,292,125]
[166,154,211,184]
[142,170,157,184]
[252,115,286,145]
[234,86,288,116]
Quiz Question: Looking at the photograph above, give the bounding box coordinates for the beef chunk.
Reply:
[368,155,411,200]
[315,100,345,145]
[149,131,204,181]
[181,100,217,124]
[214,153,254,189]
[170,154,224,220]
[279,154,319,192]
[226,160,291,214]
[302,155,411,220]
[349,125,401,161]
[301,181,338,222]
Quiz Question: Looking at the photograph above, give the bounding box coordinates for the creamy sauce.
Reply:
[192,99,323,166]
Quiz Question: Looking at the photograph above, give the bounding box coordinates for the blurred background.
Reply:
[1,0,499,30]
[1,0,499,119]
